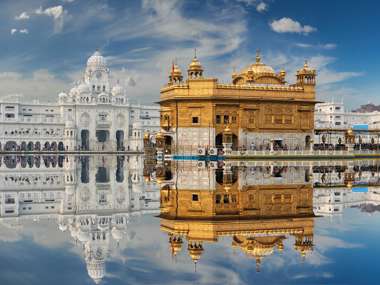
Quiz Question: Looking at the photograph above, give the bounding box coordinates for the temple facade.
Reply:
[158,51,317,155]
[0,50,160,152]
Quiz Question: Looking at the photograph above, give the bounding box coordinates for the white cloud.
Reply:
[295,43,337,50]
[0,69,68,102]
[10,29,29,35]
[270,17,316,35]
[35,5,68,33]
[256,2,267,13]
[15,12,30,20]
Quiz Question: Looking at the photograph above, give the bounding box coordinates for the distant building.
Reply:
[314,102,380,150]
[158,51,317,155]
[0,50,160,152]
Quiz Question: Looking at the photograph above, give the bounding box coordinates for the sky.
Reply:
[0,0,379,107]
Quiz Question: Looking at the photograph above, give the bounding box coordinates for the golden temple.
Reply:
[158,50,317,155]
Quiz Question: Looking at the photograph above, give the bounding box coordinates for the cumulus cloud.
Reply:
[256,2,267,13]
[10,29,18,35]
[270,17,316,35]
[35,5,68,32]
[19,29,29,34]
[15,12,30,20]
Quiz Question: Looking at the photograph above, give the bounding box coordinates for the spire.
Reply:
[194,48,197,59]
[304,60,309,69]
[256,49,261,63]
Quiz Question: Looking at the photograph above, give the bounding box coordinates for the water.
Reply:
[0,156,380,285]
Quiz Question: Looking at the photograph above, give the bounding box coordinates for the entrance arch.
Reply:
[164,136,172,154]
[305,135,311,150]
[215,133,223,149]
[116,130,124,151]
[81,130,90,150]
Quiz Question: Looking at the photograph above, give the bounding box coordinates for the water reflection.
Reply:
[157,162,315,271]
[0,155,159,284]
[0,157,380,284]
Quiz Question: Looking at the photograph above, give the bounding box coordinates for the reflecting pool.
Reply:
[1,156,380,285]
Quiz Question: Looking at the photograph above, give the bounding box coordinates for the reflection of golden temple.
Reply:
[159,172,315,268]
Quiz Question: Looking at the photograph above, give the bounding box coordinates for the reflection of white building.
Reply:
[0,155,159,284]
[313,187,380,216]
[0,51,160,152]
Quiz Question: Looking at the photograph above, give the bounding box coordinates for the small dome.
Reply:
[58,92,67,99]
[58,223,68,232]
[112,83,123,96]
[77,83,90,94]
[87,50,107,70]
[69,86,78,97]
[188,56,203,71]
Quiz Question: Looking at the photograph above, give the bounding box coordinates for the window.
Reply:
[335,122,341,125]
[216,115,221,124]
[224,115,229,124]
[192,194,199,201]
[223,194,229,203]
[215,194,221,204]
[5,113,15,118]
[232,116,236,123]
[192,117,199,124]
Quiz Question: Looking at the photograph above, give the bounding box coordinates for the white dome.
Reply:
[69,86,78,96]
[87,50,107,70]
[58,223,68,232]
[111,84,123,96]
[87,260,105,285]
[58,92,67,99]
[77,83,90,94]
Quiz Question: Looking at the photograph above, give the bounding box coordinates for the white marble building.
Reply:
[0,155,160,284]
[314,101,380,130]
[0,51,160,152]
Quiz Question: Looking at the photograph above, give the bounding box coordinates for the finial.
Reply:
[194,48,197,59]
[256,49,261,63]
[194,261,197,272]
[304,60,308,68]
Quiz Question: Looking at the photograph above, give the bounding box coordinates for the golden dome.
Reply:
[156,132,164,139]
[188,56,203,71]
[188,241,204,263]
[297,60,316,75]
[169,235,183,256]
[247,50,275,75]
[144,132,150,140]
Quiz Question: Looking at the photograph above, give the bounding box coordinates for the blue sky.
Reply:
[0,0,378,107]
